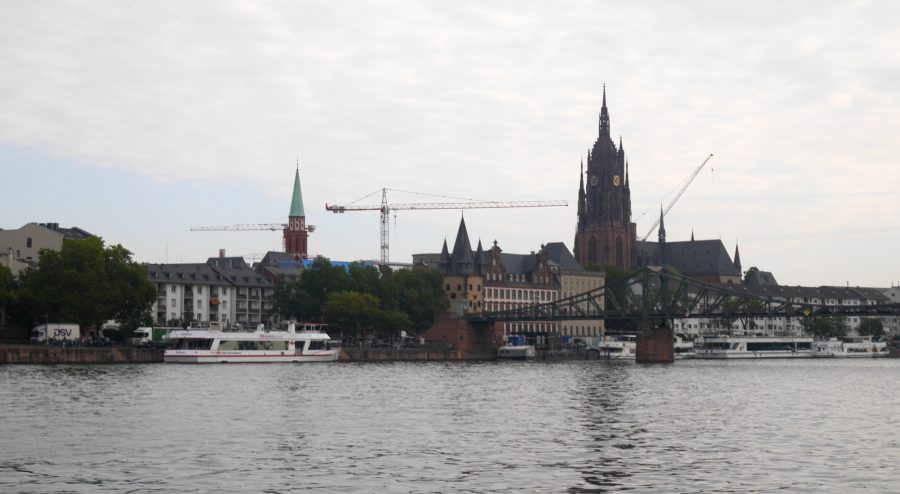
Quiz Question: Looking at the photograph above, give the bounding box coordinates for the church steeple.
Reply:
[289,162,305,217]
[658,206,666,266]
[658,206,666,243]
[734,242,742,274]
[283,161,310,259]
[599,84,610,137]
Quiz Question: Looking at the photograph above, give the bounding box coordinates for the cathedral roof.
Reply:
[638,239,740,278]
[543,242,584,272]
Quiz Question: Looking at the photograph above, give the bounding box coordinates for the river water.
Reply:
[1,359,898,493]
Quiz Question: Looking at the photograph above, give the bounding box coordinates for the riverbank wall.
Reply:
[0,344,164,364]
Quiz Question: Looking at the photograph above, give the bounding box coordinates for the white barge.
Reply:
[164,322,340,363]
[497,335,536,359]
[811,336,888,358]
[694,336,813,359]
[594,334,637,359]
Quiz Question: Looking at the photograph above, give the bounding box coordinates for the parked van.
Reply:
[30,323,81,343]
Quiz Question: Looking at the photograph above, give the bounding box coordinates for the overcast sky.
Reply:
[2,1,899,287]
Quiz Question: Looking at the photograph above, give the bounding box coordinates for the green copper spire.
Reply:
[289,164,305,217]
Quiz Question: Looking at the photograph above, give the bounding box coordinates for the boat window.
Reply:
[216,340,289,351]
[172,338,213,350]
[747,341,794,352]
[308,340,326,350]
[697,341,730,350]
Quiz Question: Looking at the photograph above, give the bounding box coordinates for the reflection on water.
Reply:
[2,359,898,493]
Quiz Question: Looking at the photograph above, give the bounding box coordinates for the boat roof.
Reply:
[699,335,812,341]
[167,329,333,341]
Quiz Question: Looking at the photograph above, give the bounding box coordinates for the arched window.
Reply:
[588,236,598,264]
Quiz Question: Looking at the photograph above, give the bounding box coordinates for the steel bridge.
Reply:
[469,267,900,324]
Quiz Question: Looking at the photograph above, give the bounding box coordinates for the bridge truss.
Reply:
[469,267,900,323]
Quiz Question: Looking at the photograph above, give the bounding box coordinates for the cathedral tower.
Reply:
[574,87,637,270]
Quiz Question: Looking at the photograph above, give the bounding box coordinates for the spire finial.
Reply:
[599,84,610,136]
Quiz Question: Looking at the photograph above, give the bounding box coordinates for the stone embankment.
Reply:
[0,344,164,364]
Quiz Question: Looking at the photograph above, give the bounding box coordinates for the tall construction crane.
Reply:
[640,153,714,241]
[189,223,316,252]
[191,224,286,232]
[326,188,567,263]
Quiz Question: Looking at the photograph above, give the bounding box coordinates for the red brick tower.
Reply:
[283,166,309,259]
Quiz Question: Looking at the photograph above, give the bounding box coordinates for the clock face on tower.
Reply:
[590,175,598,186]
[612,175,621,187]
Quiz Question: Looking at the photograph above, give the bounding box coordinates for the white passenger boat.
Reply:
[497,345,537,359]
[164,322,340,363]
[595,334,637,359]
[497,335,536,359]
[811,336,888,358]
[693,336,813,359]
[674,334,695,359]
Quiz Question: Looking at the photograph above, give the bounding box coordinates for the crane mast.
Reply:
[326,188,567,263]
[641,154,713,241]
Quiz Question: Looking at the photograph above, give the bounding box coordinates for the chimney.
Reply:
[219,249,226,258]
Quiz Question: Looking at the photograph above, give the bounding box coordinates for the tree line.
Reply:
[272,257,448,342]
[1,237,157,337]
[0,240,449,343]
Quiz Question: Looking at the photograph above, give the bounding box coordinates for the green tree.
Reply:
[295,257,354,321]
[0,265,16,309]
[801,317,848,339]
[16,237,156,332]
[393,268,447,330]
[375,308,413,341]
[713,297,765,335]
[322,291,380,340]
[857,318,885,338]
[0,265,17,327]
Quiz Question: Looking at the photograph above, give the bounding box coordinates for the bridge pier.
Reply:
[636,323,674,364]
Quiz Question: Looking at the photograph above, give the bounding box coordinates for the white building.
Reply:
[145,256,276,328]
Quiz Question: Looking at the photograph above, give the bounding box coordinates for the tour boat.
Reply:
[496,344,537,359]
[497,335,536,359]
[594,334,637,360]
[164,322,340,363]
[811,336,888,358]
[693,336,813,359]
[674,334,695,359]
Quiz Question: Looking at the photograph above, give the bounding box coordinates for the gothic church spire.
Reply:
[599,84,610,137]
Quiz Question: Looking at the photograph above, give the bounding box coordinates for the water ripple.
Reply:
[2,359,899,492]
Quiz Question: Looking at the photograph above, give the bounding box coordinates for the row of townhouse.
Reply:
[145,256,276,329]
